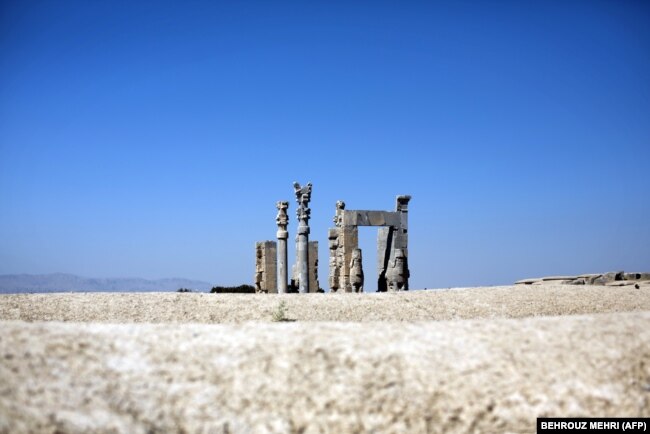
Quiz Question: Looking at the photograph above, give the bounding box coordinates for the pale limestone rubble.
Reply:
[515,271,650,288]
[3,312,649,433]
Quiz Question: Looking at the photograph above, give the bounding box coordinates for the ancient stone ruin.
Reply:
[293,182,313,293]
[328,195,411,292]
[515,271,650,288]
[275,201,289,293]
[255,183,411,293]
[255,181,319,293]
[291,241,319,293]
[254,241,277,293]
[349,248,364,292]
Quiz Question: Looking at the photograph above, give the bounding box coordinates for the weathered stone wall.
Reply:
[377,227,392,292]
[388,195,410,291]
[328,228,340,291]
[254,241,277,293]
[308,241,319,292]
[341,210,401,227]
[338,226,359,292]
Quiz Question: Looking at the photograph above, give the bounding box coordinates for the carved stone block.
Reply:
[254,241,277,293]
[386,248,408,292]
[328,228,340,291]
[308,241,319,293]
[349,248,364,293]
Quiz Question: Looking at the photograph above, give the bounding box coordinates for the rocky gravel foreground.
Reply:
[1,286,649,433]
[0,313,649,433]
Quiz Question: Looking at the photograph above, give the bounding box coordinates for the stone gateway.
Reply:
[255,184,411,293]
[328,195,411,292]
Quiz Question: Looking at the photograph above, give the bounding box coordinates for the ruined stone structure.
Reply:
[516,271,650,287]
[385,248,408,291]
[293,182,312,293]
[254,241,277,293]
[256,185,410,294]
[275,201,289,293]
[327,228,340,291]
[309,241,320,292]
[292,240,320,292]
[349,248,364,292]
[328,195,411,292]
[255,182,318,294]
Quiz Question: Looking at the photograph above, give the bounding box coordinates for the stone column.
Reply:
[293,182,312,293]
[377,226,393,292]
[328,228,340,292]
[394,195,411,290]
[276,201,289,293]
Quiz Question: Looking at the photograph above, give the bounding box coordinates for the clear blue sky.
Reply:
[1,1,649,289]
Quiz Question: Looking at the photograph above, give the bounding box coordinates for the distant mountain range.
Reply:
[0,273,214,294]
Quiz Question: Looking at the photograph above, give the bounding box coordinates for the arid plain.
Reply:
[1,285,649,433]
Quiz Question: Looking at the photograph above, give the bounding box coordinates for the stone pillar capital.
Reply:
[396,195,411,212]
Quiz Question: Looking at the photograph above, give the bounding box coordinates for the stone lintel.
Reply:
[341,210,400,227]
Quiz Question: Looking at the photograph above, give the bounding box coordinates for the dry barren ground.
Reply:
[1,286,649,434]
[1,284,649,323]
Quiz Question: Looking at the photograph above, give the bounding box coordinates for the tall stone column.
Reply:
[293,182,312,293]
[275,201,289,293]
[393,195,411,291]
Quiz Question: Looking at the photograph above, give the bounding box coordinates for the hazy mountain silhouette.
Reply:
[0,273,213,294]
